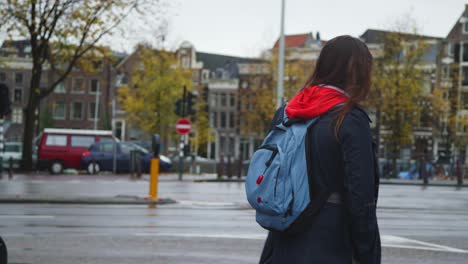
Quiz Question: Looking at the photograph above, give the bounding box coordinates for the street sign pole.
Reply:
[175,118,192,181]
[178,135,184,181]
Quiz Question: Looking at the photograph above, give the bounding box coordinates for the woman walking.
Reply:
[259,35,381,264]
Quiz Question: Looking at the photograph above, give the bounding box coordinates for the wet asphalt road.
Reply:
[1,174,468,264]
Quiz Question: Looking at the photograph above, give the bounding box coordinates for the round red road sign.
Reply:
[176,118,192,135]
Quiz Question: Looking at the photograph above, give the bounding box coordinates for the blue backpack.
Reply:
[245,105,322,233]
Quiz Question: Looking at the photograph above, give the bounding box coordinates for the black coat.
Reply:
[260,106,381,264]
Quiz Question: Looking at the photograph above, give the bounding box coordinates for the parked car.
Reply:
[0,142,22,169]
[37,128,118,174]
[81,142,172,174]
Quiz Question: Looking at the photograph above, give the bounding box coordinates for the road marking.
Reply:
[0,215,55,219]
[178,200,238,207]
[134,232,266,240]
[383,235,468,254]
[134,233,468,253]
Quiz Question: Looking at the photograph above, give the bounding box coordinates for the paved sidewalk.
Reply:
[0,172,466,207]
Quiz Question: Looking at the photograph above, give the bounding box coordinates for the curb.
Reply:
[195,178,467,187]
[0,197,177,205]
[379,181,467,188]
[194,178,244,183]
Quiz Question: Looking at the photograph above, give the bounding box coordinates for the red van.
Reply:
[37,129,117,174]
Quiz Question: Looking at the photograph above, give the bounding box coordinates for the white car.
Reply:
[1,142,22,169]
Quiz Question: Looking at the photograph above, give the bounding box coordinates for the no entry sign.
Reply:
[176,118,192,135]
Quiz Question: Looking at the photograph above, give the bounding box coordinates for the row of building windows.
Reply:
[210,93,236,108]
[210,112,236,129]
[52,102,100,121]
[0,71,24,84]
[54,79,101,94]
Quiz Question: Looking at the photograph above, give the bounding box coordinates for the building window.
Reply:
[71,102,83,120]
[0,72,6,82]
[54,82,66,93]
[15,73,23,84]
[229,137,235,156]
[220,112,226,128]
[72,78,86,93]
[463,44,468,62]
[12,108,22,124]
[181,56,189,68]
[462,92,468,108]
[53,101,66,120]
[211,112,218,127]
[230,94,236,107]
[448,43,454,56]
[202,70,209,81]
[229,112,235,128]
[88,102,100,119]
[442,65,449,79]
[14,89,22,102]
[463,67,468,86]
[14,73,23,85]
[90,79,100,94]
[220,94,227,106]
[464,23,468,34]
[210,93,217,107]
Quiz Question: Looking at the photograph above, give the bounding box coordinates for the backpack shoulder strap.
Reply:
[269,104,286,131]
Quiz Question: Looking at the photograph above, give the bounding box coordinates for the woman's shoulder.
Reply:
[346,106,372,123]
[340,106,372,135]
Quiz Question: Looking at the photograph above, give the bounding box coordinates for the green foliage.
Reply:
[369,31,429,155]
[190,95,214,153]
[117,45,192,140]
[39,106,54,131]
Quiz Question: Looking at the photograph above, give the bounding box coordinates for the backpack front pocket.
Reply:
[246,145,293,216]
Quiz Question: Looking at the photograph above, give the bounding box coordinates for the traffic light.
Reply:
[183,144,191,156]
[202,86,209,112]
[174,99,183,116]
[187,91,197,116]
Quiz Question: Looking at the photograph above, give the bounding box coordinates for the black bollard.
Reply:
[422,157,428,186]
[456,158,463,187]
[237,158,242,179]
[227,156,233,178]
[136,156,142,179]
[8,157,13,180]
[218,153,225,179]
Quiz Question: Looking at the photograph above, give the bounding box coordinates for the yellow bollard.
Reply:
[148,157,159,201]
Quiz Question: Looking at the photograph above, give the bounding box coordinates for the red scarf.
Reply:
[285,85,348,119]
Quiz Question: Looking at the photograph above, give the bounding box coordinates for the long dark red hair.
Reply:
[304,35,373,138]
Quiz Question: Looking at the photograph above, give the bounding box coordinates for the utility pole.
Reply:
[178,86,187,181]
[277,0,286,109]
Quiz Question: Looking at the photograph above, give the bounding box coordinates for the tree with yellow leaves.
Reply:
[369,30,432,173]
[0,0,164,170]
[117,45,192,150]
[241,51,313,137]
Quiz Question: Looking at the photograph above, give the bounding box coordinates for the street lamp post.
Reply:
[277,0,286,109]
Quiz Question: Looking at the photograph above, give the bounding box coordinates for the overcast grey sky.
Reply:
[108,0,468,57]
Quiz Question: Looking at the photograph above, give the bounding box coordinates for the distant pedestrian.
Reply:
[258,36,381,264]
